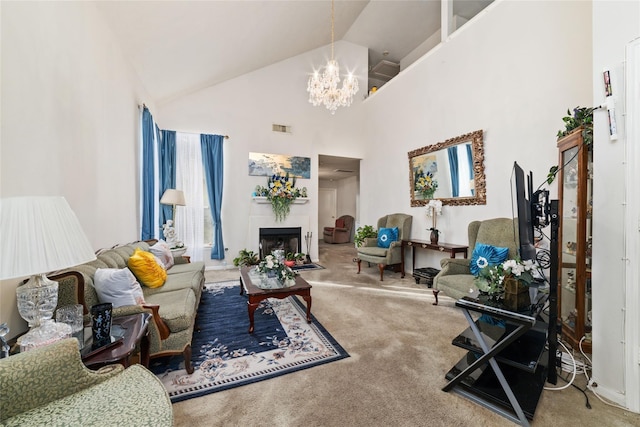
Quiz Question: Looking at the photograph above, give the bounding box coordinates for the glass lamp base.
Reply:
[18,320,71,352]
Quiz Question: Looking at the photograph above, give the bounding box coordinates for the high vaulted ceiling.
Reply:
[96,1,492,106]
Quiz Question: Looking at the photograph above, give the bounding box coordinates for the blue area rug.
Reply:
[150,280,349,403]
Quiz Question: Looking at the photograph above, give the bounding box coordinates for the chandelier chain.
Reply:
[306,0,359,114]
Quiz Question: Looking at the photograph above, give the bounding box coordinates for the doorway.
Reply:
[318,155,360,243]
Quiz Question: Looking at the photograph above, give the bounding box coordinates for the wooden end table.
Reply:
[82,312,151,370]
[239,266,312,333]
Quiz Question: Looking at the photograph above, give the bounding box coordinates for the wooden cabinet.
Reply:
[557,127,592,354]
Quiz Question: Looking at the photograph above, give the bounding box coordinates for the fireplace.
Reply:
[259,227,302,259]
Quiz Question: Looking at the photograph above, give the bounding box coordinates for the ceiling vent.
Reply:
[272,124,292,133]
[371,60,400,81]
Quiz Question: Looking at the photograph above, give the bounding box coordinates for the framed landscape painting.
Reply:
[248,152,311,179]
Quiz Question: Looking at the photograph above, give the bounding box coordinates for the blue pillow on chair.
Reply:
[377,227,399,248]
[470,243,509,276]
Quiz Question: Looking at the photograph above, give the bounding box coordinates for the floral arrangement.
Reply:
[256,254,296,286]
[474,258,534,297]
[474,258,535,296]
[426,199,443,231]
[415,171,438,199]
[255,173,308,221]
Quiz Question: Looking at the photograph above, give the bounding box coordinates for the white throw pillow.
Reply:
[94,268,146,307]
[150,240,175,270]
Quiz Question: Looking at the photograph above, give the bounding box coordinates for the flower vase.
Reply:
[503,277,531,312]
[430,229,439,244]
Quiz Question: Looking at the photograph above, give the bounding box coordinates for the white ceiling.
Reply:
[96,0,492,106]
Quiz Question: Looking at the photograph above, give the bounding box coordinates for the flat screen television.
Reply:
[511,162,536,261]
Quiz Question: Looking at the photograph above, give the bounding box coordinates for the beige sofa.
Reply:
[54,240,204,373]
[0,338,173,426]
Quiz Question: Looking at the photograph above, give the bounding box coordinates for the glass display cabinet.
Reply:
[557,127,592,354]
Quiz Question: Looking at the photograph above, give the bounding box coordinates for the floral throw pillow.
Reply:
[470,243,509,276]
[377,227,399,249]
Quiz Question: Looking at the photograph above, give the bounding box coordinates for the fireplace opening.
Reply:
[259,227,302,259]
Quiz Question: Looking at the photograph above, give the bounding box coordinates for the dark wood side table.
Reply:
[401,239,468,272]
[82,312,151,370]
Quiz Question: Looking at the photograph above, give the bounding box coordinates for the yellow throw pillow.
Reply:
[127,248,167,288]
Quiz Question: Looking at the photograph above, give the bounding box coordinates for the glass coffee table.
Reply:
[239,266,312,333]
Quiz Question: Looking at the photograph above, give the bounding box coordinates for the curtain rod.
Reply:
[138,103,230,140]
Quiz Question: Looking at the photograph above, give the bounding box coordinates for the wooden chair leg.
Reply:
[357,259,362,274]
[183,344,193,374]
[377,264,385,281]
[432,289,440,306]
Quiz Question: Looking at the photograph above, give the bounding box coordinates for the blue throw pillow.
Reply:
[377,227,399,248]
[470,243,509,276]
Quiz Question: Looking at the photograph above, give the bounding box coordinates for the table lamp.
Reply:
[0,197,96,349]
[160,189,186,227]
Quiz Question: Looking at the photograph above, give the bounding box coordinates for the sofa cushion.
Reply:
[469,243,509,276]
[358,246,388,258]
[377,227,398,248]
[143,270,202,297]
[128,249,167,288]
[94,268,146,307]
[144,289,196,333]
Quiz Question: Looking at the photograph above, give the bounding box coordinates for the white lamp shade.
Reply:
[0,197,96,280]
[160,189,186,206]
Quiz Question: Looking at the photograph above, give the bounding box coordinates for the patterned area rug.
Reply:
[150,281,349,403]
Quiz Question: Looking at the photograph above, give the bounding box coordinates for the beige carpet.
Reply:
[172,242,640,426]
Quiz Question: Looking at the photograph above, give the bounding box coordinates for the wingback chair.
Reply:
[323,215,355,244]
[356,213,412,281]
[432,217,518,305]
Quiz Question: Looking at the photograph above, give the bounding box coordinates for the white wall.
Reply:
[0,2,151,338]
[156,41,368,267]
[591,0,640,409]
[361,1,592,269]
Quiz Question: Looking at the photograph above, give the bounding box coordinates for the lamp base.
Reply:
[16,274,59,329]
[18,320,71,352]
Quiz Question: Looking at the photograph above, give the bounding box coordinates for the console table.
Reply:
[401,240,468,283]
[443,291,549,426]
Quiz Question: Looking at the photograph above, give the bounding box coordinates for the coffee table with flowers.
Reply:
[239,255,312,333]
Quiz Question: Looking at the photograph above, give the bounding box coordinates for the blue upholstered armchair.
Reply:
[356,213,412,281]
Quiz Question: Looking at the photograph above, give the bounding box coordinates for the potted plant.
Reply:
[233,249,260,267]
[284,252,306,267]
[354,225,377,248]
[547,106,595,185]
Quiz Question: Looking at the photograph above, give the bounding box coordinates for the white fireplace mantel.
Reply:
[252,196,309,205]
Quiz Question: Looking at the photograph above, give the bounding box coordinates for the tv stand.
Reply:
[443,292,549,426]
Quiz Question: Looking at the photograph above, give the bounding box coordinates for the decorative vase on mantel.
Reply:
[430,229,439,245]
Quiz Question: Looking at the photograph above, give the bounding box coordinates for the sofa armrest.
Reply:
[0,339,123,422]
[142,304,171,340]
[439,258,472,276]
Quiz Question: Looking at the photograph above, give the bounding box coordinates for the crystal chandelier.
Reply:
[307,0,359,114]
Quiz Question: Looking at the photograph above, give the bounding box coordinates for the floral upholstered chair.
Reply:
[0,338,173,426]
[356,213,412,281]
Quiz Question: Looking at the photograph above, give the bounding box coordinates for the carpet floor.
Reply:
[170,242,640,427]
[150,280,348,403]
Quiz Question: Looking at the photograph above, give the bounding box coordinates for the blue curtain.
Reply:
[141,107,156,240]
[159,130,177,236]
[447,147,460,198]
[466,144,475,195]
[201,134,225,259]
